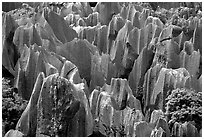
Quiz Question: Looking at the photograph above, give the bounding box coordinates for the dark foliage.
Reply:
[2,78,28,136]
[165,88,202,131]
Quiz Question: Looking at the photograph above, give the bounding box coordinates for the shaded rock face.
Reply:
[110,78,129,110]
[119,42,138,79]
[2,13,19,76]
[13,25,42,50]
[57,39,93,86]
[94,2,120,25]
[107,15,125,54]
[128,46,154,97]
[44,10,78,44]
[14,46,64,100]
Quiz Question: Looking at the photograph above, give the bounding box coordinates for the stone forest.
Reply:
[2,2,202,137]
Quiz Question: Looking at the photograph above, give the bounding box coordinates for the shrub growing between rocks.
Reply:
[165,88,202,132]
[2,78,28,136]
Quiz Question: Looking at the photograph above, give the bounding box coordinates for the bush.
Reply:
[165,88,202,131]
[2,78,28,136]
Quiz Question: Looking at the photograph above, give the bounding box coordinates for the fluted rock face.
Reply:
[132,11,140,28]
[95,97,144,137]
[94,2,120,25]
[13,25,42,51]
[89,88,101,119]
[90,54,105,92]
[89,52,117,91]
[121,42,138,77]
[120,5,128,20]
[76,24,108,54]
[78,26,97,43]
[109,20,139,78]
[128,46,154,96]
[14,46,38,100]
[120,3,135,21]
[180,50,201,92]
[109,78,130,110]
[193,22,202,53]
[166,40,180,69]
[127,27,140,55]
[83,12,99,26]
[14,46,64,100]
[110,21,132,61]
[172,122,199,137]
[142,64,162,113]
[143,66,191,113]
[16,72,45,136]
[95,25,108,54]
[2,13,19,75]
[92,78,143,136]
[107,15,125,54]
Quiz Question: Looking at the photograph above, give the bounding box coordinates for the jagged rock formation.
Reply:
[3,2,202,137]
[15,62,93,137]
[91,78,143,137]
[2,13,19,76]
[4,129,24,137]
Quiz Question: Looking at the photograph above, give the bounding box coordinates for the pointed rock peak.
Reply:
[139,8,150,18]
[67,67,78,83]
[144,16,154,26]
[4,130,24,137]
[60,60,76,77]
[134,11,140,17]
[123,19,133,31]
[150,109,164,123]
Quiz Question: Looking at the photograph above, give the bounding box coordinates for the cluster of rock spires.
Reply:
[2,2,202,137]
